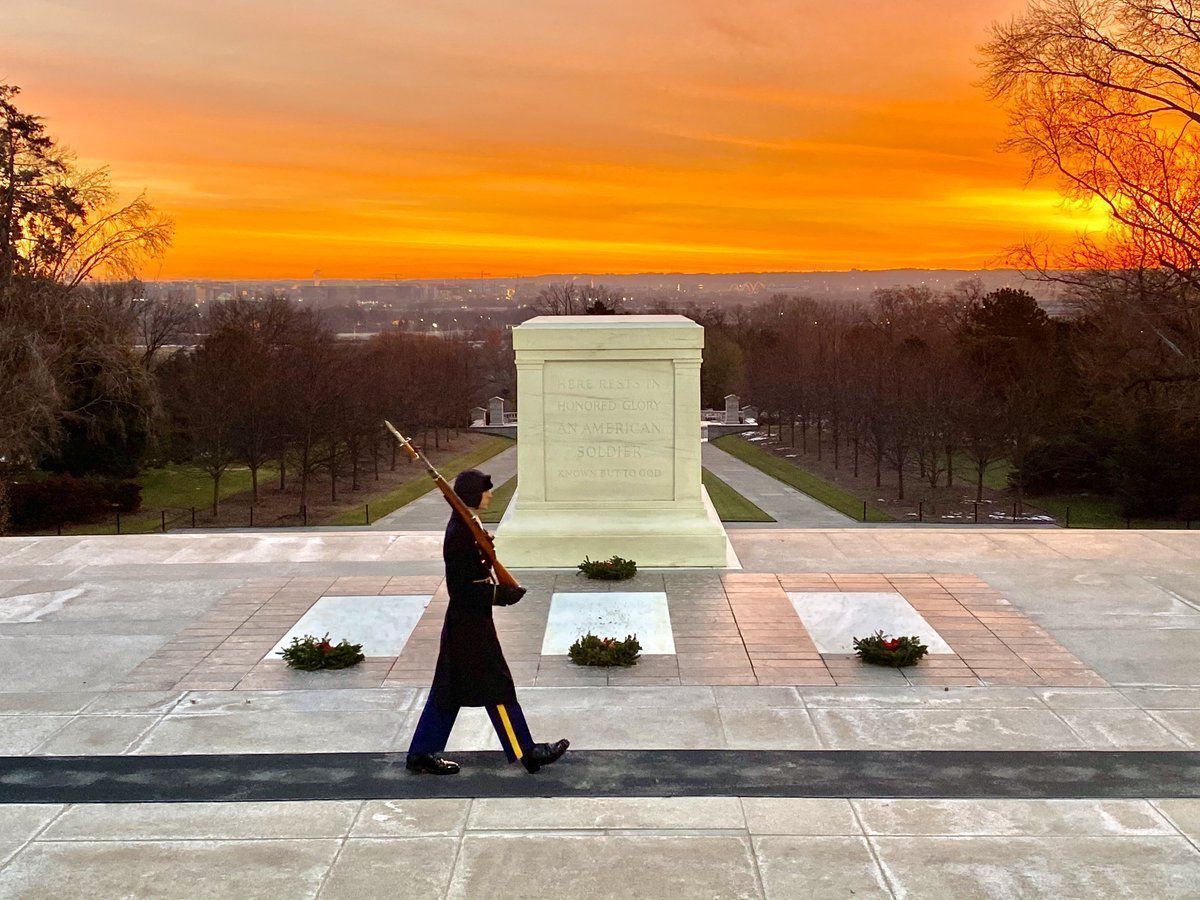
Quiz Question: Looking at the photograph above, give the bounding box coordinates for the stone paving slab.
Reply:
[447,833,762,900]
[320,837,460,900]
[353,799,470,837]
[753,835,891,898]
[870,834,1200,898]
[466,796,746,830]
[1152,798,1200,845]
[739,798,860,835]
[852,798,1176,836]
[40,801,361,841]
[8,685,1200,756]
[807,707,1086,751]
[130,709,412,755]
[0,806,61,861]
[2,798,1199,899]
[0,838,342,900]
[31,715,161,756]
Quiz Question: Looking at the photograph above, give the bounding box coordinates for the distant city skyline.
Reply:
[7,0,1108,279]
[149,267,1061,305]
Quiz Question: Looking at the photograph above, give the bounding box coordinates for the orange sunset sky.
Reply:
[4,0,1108,280]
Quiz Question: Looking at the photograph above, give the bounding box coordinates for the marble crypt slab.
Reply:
[541,591,675,655]
[269,595,431,658]
[787,591,953,654]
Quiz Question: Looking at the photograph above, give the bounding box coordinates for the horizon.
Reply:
[8,1,1109,279]
[145,264,1065,285]
[144,266,1061,284]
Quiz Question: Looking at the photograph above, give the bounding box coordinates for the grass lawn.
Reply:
[702,469,774,522]
[478,470,774,523]
[1031,492,1190,529]
[479,475,518,524]
[328,436,514,525]
[950,454,1014,491]
[139,464,276,510]
[63,463,278,535]
[712,435,894,522]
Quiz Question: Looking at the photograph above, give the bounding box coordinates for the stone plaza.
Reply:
[2,435,1200,897]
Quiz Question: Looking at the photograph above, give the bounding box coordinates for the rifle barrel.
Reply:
[381,419,522,590]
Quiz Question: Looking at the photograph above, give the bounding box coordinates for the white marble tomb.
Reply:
[494,315,730,567]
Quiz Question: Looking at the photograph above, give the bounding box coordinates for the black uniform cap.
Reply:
[452,469,493,508]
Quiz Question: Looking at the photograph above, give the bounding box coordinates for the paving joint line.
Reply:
[0,801,69,876]
[739,798,770,900]
[1147,799,1200,856]
[25,712,86,756]
[442,798,471,900]
[849,801,899,900]
[1155,584,1200,615]
[1142,708,1195,747]
[312,817,354,899]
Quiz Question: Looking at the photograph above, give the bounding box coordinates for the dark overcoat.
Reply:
[428,511,517,710]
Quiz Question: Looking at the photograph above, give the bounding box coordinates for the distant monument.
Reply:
[494,315,729,567]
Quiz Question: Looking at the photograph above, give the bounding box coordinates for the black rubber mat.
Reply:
[3,750,1200,803]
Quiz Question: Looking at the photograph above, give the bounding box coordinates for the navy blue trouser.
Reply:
[407,695,535,763]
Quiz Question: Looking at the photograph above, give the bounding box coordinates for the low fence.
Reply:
[856,498,1195,528]
[36,502,381,536]
[28,499,1198,534]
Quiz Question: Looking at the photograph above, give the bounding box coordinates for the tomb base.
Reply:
[495,488,731,568]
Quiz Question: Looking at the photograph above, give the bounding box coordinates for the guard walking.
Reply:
[406,468,569,775]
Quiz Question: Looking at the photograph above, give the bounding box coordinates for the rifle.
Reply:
[382,420,522,591]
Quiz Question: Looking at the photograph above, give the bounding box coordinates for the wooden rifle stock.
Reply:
[382,421,521,590]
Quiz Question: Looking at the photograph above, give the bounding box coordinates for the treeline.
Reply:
[156,299,474,513]
[691,280,1199,519]
[4,287,480,530]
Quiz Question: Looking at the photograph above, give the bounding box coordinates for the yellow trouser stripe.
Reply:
[496,704,523,759]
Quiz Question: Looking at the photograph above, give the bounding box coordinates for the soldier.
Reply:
[406,468,569,775]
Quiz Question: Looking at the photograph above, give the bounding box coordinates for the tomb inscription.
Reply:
[542,359,674,501]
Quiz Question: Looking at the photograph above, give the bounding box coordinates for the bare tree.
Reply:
[958,375,1011,503]
[23,168,173,288]
[534,282,624,315]
[700,329,746,409]
[983,0,1200,264]
[278,314,339,513]
[131,291,197,370]
[180,333,242,515]
[534,283,587,315]
[982,0,1200,374]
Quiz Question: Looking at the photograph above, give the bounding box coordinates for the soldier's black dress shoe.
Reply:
[406,753,460,775]
[522,739,569,773]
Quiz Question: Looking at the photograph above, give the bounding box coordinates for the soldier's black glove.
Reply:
[494,584,526,606]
